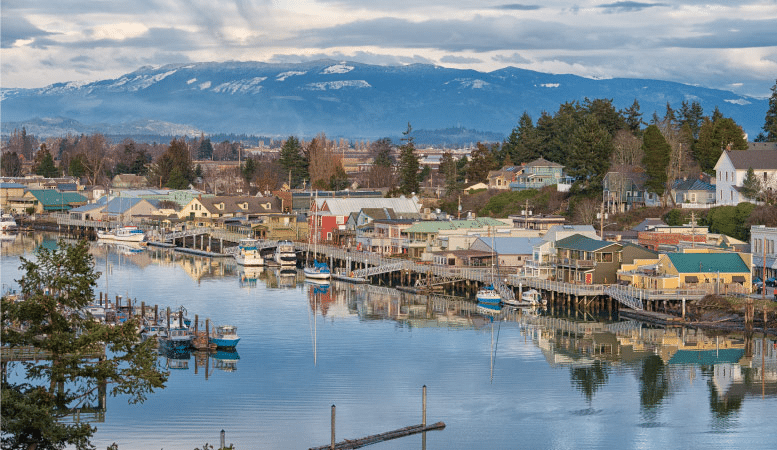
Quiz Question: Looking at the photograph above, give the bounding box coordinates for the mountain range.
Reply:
[0,60,769,142]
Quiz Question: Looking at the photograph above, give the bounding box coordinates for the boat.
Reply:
[209,325,240,349]
[0,214,18,232]
[476,229,501,306]
[234,238,264,266]
[274,240,297,265]
[503,288,545,307]
[476,284,502,305]
[304,192,331,280]
[160,325,192,351]
[140,323,167,342]
[97,226,146,243]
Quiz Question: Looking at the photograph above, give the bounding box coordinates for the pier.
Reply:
[52,215,710,313]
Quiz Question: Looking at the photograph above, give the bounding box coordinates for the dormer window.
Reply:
[218,202,225,210]
[241,202,249,210]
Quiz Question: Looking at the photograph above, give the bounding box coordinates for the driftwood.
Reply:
[310,422,446,450]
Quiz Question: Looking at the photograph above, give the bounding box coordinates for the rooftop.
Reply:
[666,252,749,273]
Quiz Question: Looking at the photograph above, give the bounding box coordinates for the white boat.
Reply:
[503,288,545,307]
[0,214,18,232]
[97,226,146,243]
[304,192,331,280]
[303,260,331,280]
[234,239,263,266]
[476,284,501,305]
[274,240,297,265]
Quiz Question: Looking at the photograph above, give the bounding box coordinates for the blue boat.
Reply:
[209,325,240,349]
[476,284,501,305]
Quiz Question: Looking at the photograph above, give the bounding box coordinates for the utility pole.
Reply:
[690,211,696,248]
[521,199,532,229]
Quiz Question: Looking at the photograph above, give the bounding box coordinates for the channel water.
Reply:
[2,233,776,449]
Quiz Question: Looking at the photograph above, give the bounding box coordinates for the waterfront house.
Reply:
[618,250,752,294]
[526,225,598,280]
[714,145,777,205]
[68,196,158,222]
[469,236,544,272]
[179,195,282,227]
[355,218,415,255]
[554,234,657,284]
[752,225,777,280]
[11,189,88,214]
[0,182,25,212]
[310,196,421,244]
[402,217,511,260]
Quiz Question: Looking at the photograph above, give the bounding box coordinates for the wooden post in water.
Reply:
[154,305,158,325]
[167,307,171,335]
[141,302,145,321]
[331,405,336,450]
[195,314,199,337]
[206,319,210,343]
[422,385,427,427]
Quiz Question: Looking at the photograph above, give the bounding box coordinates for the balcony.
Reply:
[557,258,595,269]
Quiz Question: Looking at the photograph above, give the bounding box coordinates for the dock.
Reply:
[309,422,446,450]
[619,309,685,326]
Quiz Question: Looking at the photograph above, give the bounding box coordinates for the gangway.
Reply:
[604,286,644,311]
[353,262,406,278]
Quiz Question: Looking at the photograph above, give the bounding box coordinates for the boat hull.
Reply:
[234,255,264,266]
[210,337,240,349]
[97,230,146,242]
[304,267,331,279]
[476,287,501,305]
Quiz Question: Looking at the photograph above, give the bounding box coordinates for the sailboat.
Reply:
[476,229,501,305]
[304,192,331,280]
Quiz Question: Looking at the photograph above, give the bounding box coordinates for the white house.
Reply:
[714,146,777,206]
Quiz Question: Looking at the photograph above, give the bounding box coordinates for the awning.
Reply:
[685,276,698,283]
[731,275,746,283]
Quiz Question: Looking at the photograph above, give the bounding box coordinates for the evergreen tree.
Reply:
[694,116,747,173]
[641,125,671,196]
[197,137,214,160]
[371,138,394,167]
[68,154,87,178]
[438,151,460,195]
[277,136,308,188]
[396,123,420,195]
[663,102,677,130]
[622,99,644,134]
[679,100,704,139]
[34,145,59,178]
[567,116,614,193]
[153,138,194,188]
[584,98,626,137]
[741,167,762,201]
[759,78,777,142]
[465,142,498,184]
[503,112,538,164]
[242,158,257,183]
[1,240,167,450]
[329,164,350,190]
[1,151,22,176]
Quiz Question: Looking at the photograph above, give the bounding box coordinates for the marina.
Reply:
[2,234,777,449]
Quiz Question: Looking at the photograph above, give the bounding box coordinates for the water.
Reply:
[2,234,777,449]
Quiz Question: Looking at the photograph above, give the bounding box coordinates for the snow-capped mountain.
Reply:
[1,60,768,140]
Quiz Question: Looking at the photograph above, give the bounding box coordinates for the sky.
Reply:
[2,0,776,97]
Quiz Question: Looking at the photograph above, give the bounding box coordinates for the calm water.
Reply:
[2,233,776,450]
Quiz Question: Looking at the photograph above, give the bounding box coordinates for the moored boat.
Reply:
[97,226,146,243]
[274,240,297,265]
[0,214,18,232]
[209,325,240,349]
[303,259,331,280]
[234,238,263,266]
[160,325,192,351]
[476,284,501,305]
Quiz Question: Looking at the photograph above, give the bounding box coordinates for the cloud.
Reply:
[492,53,531,64]
[597,2,670,13]
[440,55,483,64]
[666,18,777,49]
[1,16,54,48]
[269,51,435,67]
[492,4,542,10]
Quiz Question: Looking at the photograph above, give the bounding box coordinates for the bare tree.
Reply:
[573,197,600,225]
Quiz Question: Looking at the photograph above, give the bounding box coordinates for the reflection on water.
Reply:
[2,234,777,449]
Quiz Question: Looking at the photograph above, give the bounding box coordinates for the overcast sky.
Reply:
[2,0,776,97]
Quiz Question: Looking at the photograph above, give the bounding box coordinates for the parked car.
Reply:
[766,277,777,287]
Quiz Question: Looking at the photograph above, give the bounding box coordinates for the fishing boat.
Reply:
[209,325,240,349]
[160,325,192,351]
[97,226,146,243]
[234,238,264,266]
[140,323,167,342]
[0,214,18,232]
[274,240,297,265]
